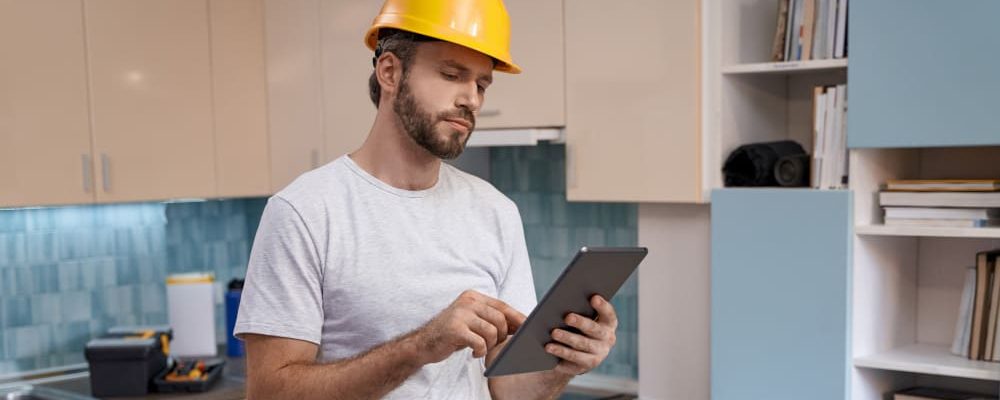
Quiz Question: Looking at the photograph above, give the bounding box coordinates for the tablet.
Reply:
[484,246,648,377]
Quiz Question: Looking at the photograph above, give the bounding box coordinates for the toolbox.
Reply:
[84,326,172,397]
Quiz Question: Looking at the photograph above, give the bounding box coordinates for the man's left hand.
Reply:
[545,295,618,376]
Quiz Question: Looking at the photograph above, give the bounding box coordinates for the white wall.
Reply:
[638,203,711,400]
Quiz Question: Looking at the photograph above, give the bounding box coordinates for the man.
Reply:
[234,0,619,398]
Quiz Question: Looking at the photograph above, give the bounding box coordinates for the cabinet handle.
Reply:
[81,154,93,193]
[100,153,111,192]
[567,144,578,189]
[311,149,319,169]
[479,109,501,118]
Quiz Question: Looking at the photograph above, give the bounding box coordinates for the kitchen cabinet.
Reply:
[0,0,95,207]
[564,0,701,202]
[475,0,565,130]
[711,188,852,400]
[210,0,272,197]
[848,0,1000,149]
[85,0,217,202]
[264,0,326,191]
[319,0,381,162]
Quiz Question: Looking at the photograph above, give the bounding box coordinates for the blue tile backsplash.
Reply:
[491,143,639,379]
[0,143,638,380]
[0,199,265,374]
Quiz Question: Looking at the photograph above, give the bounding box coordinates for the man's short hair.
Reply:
[368,28,436,107]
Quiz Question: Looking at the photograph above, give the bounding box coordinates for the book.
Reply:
[800,0,816,60]
[811,86,827,187]
[884,207,1000,220]
[833,0,848,58]
[970,250,1000,359]
[790,0,804,60]
[880,192,1000,208]
[886,179,1000,192]
[771,0,791,61]
[784,0,798,61]
[824,0,837,59]
[986,266,1000,361]
[895,387,996,400]
[811,0,829,60]
[821,85,837,188]
[952,266,975,357]
[884,218,1000,228]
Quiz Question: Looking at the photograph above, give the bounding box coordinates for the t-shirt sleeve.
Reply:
[234,195,325,345]
[497,202,538,317]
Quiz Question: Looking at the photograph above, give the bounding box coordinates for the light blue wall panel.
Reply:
[711,189,852,400]
[848,0,1000,148]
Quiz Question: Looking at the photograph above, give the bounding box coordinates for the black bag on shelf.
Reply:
[722,140,810,187]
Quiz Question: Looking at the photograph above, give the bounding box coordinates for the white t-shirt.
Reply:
[234,155,537,399]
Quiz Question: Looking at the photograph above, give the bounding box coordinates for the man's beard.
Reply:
[393,75,475,160]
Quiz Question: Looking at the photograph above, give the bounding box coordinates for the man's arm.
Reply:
[244,332,425,400]
[245,290,525,400]
[488,295,619,400]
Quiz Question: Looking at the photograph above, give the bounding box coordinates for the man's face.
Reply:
[392,41,494,160]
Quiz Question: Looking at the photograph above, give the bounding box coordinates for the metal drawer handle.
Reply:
[82,154,93,193]
[101,153,111,192]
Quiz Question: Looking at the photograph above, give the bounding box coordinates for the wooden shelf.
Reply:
[721,59,848,75]
[854,344,1000,381]
[855,224,1000,239]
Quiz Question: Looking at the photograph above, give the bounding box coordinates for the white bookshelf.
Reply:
[851,147,1000,400]
[721,58,847,75]
[855,344,1000,381]
[856,225,1000,239]
[702,0,847,201]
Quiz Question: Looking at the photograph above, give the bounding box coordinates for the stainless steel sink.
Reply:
[0,386,95,400]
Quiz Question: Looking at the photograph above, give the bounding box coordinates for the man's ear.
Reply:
[375,52,404,99]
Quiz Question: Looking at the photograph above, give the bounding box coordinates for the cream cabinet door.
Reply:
[0,0,95,207]
[210,0,271,197]
[565,0,701,203]
[85,0,217,203]
[476,0,565,130]
[264,0,326,191]
[319,0,381,162]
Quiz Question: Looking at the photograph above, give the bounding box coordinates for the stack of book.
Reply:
[951,249,1000,363]
[879,180,1000,228]
[770,0,848,62]
[894,387,995,400]
[810,84,847,189]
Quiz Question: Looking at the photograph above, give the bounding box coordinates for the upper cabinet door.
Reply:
[264,0,326,191]
[320,0,382,161]
[85,0,217,202]
[849,0,1000,148]
[210,0,271,197]
[475,0,565,130]
[564,0,701,203]
[0,0,95,207]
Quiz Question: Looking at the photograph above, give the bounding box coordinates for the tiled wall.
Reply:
[0,144,639,380]
[491,143,640,379]
[0,199,265,374]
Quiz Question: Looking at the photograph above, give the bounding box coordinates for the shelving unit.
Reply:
[854,344,1000,381]
[850,147,1000,400]
[702,0,847,201]
[856,225,1000,240]
[721,58,847,75]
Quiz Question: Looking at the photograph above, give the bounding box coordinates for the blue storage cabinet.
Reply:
[711,189,852,400]
[848,0,1000,148]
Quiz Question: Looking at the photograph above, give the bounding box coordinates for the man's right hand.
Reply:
[414,290,527,363]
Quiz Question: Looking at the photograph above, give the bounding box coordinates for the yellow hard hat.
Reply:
[365,0,521,74]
